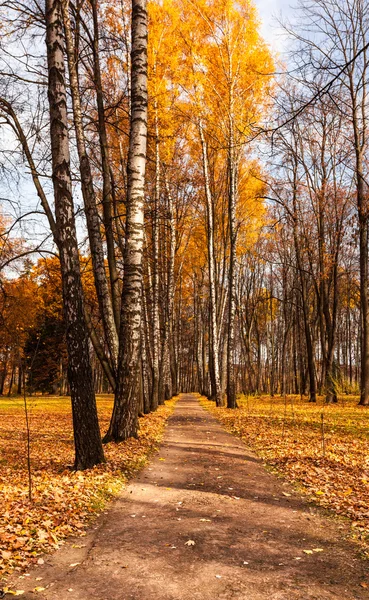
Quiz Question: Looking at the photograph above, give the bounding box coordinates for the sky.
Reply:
[254,0,296,54]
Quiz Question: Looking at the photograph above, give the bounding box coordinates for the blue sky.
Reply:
[254,0,296,53]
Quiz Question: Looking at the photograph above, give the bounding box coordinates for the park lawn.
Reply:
[0,394,177,579]
[201,394,369,555]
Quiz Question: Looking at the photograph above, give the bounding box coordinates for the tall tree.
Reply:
[199,123,222,406]
[45,0,105,468]
[104,0,148,442]
[61,0,119,376]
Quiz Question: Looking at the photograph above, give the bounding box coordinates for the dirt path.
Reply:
[11,394,368,599]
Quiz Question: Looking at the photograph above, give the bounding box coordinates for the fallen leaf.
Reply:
[37,530,48,542]
[202,395,369,560]
[0,397,177,579]
[185,540,195,546]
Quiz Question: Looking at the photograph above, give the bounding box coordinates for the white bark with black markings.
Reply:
[104,0,148,442]
[199,123,222,407]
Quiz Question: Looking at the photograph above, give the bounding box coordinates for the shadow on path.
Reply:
[11,394,368,600]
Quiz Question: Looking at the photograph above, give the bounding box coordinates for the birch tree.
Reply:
[104,0,148,442]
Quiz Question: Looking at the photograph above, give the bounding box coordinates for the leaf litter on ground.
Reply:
[201,394,369,556]
[0,395,177,580]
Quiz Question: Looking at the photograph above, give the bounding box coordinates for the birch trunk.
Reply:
[90,0,121,328]
[61,0,119,373]
[199,123,222,406]
[45,0,104,469]
[0,100,120,390]
[140,300,151,414]
[151,110,161,410]
[226,127,238,409]
[103,0,148,442]
[165,174,177,397]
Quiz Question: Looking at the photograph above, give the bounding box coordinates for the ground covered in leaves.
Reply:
[0,395,176,580]
[202,394,369,555]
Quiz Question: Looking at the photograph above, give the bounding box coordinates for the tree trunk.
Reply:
[45,0,105,469]
[291,166,316,403]
[151,110,161,410]
[7,362,14,397]
[358,154,369,405]
[62,0,119,373]
[226,134,238,409]
[90,0,121,329]
[165,175,177,397]
[103,0,148,442]
[199,123,222,406]
[17,359,22,395]
[141,305,151,414]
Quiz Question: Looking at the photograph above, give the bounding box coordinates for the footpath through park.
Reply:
[12,394,368,599]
